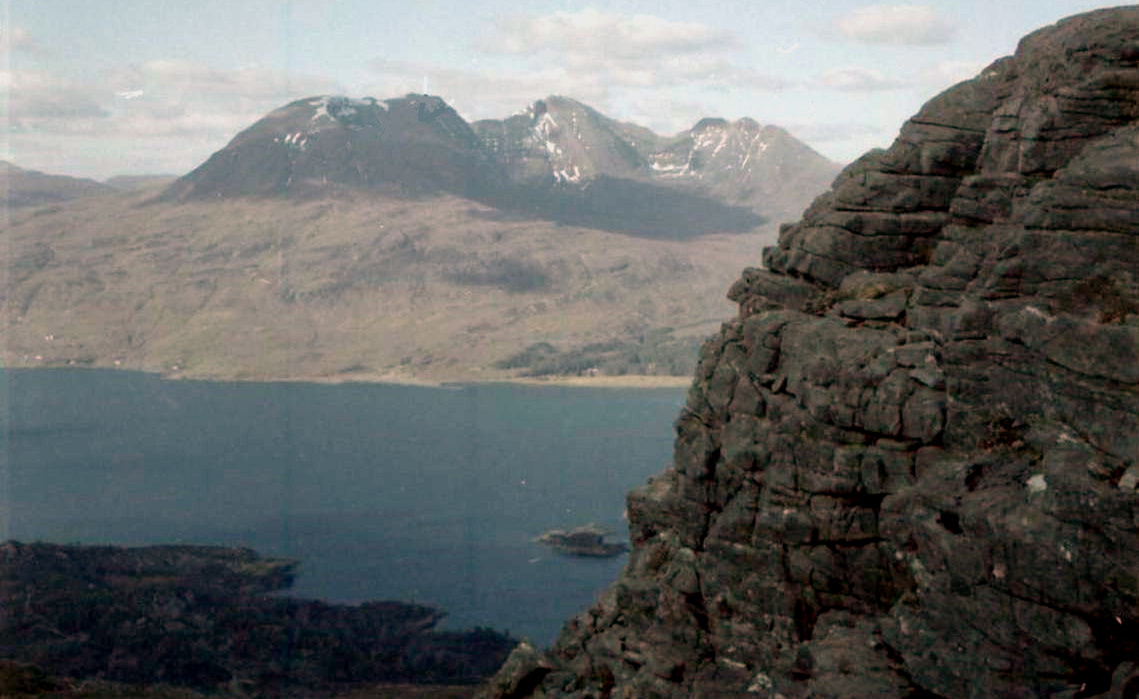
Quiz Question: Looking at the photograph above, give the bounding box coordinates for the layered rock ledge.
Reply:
[483,8,1139,698]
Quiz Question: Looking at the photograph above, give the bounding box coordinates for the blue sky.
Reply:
[3,1,1125,179]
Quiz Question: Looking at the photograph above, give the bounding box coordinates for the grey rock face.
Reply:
[482,8,1139,698]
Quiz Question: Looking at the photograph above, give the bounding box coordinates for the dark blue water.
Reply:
[0,369,684,646]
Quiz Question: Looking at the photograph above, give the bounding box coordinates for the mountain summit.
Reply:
[165,94,505,202]
[474,96,837,222]
[473,96,655,185]
[651,117,837,221]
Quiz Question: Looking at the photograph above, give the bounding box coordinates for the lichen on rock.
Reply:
[482,7,1139,698]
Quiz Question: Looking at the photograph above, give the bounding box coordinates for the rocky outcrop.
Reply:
[483,8,1139,698]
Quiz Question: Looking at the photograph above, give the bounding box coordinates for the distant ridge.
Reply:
[0,161,115,209]
[650,116,839,221]
[472,96,655,186]
[474,96,839,222]
[104,174,178,191]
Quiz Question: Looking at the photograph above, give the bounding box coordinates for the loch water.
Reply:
[0,369,685,646]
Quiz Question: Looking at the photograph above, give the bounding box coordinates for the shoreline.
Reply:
[2,364,693,389]
[496,374,692,388]
[189,371,693,389]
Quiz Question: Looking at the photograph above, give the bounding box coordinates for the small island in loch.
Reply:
[535,524,628,558]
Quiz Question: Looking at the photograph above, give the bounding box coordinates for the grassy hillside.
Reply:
[2,188,778,382]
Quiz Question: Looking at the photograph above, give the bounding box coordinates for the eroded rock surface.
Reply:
[483,8,1139,698]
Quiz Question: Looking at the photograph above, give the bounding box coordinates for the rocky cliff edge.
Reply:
[483,8,1139,698]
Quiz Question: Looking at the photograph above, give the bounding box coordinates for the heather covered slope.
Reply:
[1,188,762,382]
[483,7,1139,698]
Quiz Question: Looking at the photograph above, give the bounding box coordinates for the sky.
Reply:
[2,0,1127,180]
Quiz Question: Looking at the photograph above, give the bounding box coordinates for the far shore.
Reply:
[214,371,694,389]
[498,374,692,388]
[3,363,694,389]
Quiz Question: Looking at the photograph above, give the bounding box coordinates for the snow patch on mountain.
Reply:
[739,132,769,171]
[306,96,386,127]
[272,132,309,150]
[554,165,582,184]
[650,160,688,174]
[647,119,779,181]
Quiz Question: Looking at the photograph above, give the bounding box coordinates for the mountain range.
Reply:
[166,94,835,238]
[1,95,838,382]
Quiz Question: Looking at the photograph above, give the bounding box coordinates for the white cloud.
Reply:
[620,97,718,136]
[786,122,886,143]
[471,8,787,97]
[109,60,341,105]
[363,53,792,136]
[812,57,984,94]
[364,60,773,142]
[7,61,346,177]
[919,59,986,87]
[488,8,737,59]
[365,59,607,122]
[1,70,109,121]
[817,66,909,92]
[782,122,895,165]
[835,4,956,45]
[7,26,44,54]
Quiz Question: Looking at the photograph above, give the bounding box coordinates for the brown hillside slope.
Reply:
[1,189,772,382]
[483,7,1139,698]
[0,161,115,209]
